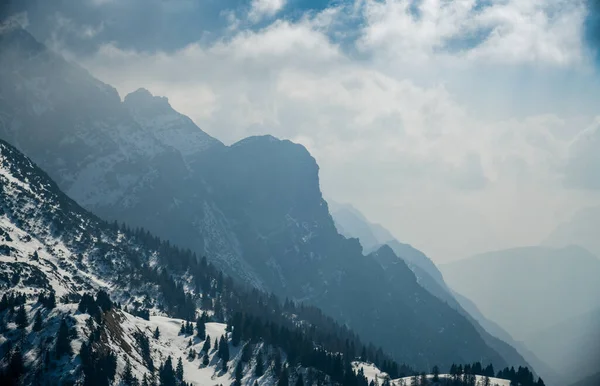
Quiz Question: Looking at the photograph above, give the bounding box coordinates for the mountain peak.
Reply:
[123,87,171,110]
[0,25,46,55]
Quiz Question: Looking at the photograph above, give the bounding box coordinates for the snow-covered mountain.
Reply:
[0,139,399,385]
[0,25,520,371]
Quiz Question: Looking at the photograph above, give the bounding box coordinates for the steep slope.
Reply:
[199,136,509,370]
[330,204,443,287]
[440,245,600,342]
[330,205,549,383]
[0,138,405,386]
[0,26,511,371]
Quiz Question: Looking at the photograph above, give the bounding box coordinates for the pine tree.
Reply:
[176,357,184,381]
[32,311,43,332]
[123,358,136,386]
[196,317,206,339]
[202,352,209,366]
[55,318,73,357]
[202,336,211,353]
[234,360,243,386]
[273,351,282,377]
[142,374,150,386]
[15,305,28,329]
[254,349,264,377]
[432,366,439,382]
[295,373,304,386]
[154,326,161,339]
[219,335,229,371]
[277,365,289,386]
[8,346,25,381]
[159,356,177,386]
[241,343,252,363]
[179,322,185,335]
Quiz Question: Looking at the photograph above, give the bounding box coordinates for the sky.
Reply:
[6,0,600,262]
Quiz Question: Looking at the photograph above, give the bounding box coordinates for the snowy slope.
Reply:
[351,363,511,386]
[0,138,389,386]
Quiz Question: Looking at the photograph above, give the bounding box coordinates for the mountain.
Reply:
[440,245,600,342]
[568,372,600,386]
[440,245,600,384]
[524,306,600,382]
[329,204,444,287]
[330,205,559,384]
[0,26,512,371]
[543,206,600,259]
[0,138,408,386]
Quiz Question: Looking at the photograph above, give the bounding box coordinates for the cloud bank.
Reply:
[15,0,600,261]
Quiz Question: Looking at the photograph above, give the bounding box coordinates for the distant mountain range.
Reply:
[543,205,600,258]
[0,25,518,371]
[329,204,561,385]
[440,245,600,384]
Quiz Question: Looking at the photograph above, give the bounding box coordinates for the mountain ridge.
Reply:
[0,26,514,371]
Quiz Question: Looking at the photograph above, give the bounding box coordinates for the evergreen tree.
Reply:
[32,311,43,332]
[432,366,439,382]
[176,357,184,381]
[295,373,304,386]
[123,358,136,386]
[241,343,252,363]
[196,317,206,339]
[218,335,229,371]
[8,346,25,381]
[202,336,211,353]
[202,352,209,367]
[234,360,243,386]
[142,374,150,386]
[15,305,28,329]
[273,351,282,377]
[179,322,185,335]
[277,365,289,386]
[254,350,264,377]
[55,318,73,357]
[154,326,161,339]
[159,356,177,386]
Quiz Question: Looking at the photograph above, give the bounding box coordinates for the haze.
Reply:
[7,0,600,262]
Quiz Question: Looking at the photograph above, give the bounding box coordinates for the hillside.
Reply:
[330,205,548,383]
[0,138,407,385]
[0,26,515,371]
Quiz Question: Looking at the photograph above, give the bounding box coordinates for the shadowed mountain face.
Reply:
[0,26,514,370]
[330,204,561,384]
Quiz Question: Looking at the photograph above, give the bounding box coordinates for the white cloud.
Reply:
[248,0,287,23]
[75,0,600,261]
[358,0,588,67]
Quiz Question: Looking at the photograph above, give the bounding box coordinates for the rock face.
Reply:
[0,26,511,370]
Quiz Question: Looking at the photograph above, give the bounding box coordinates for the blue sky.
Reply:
[7,0,600,261]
